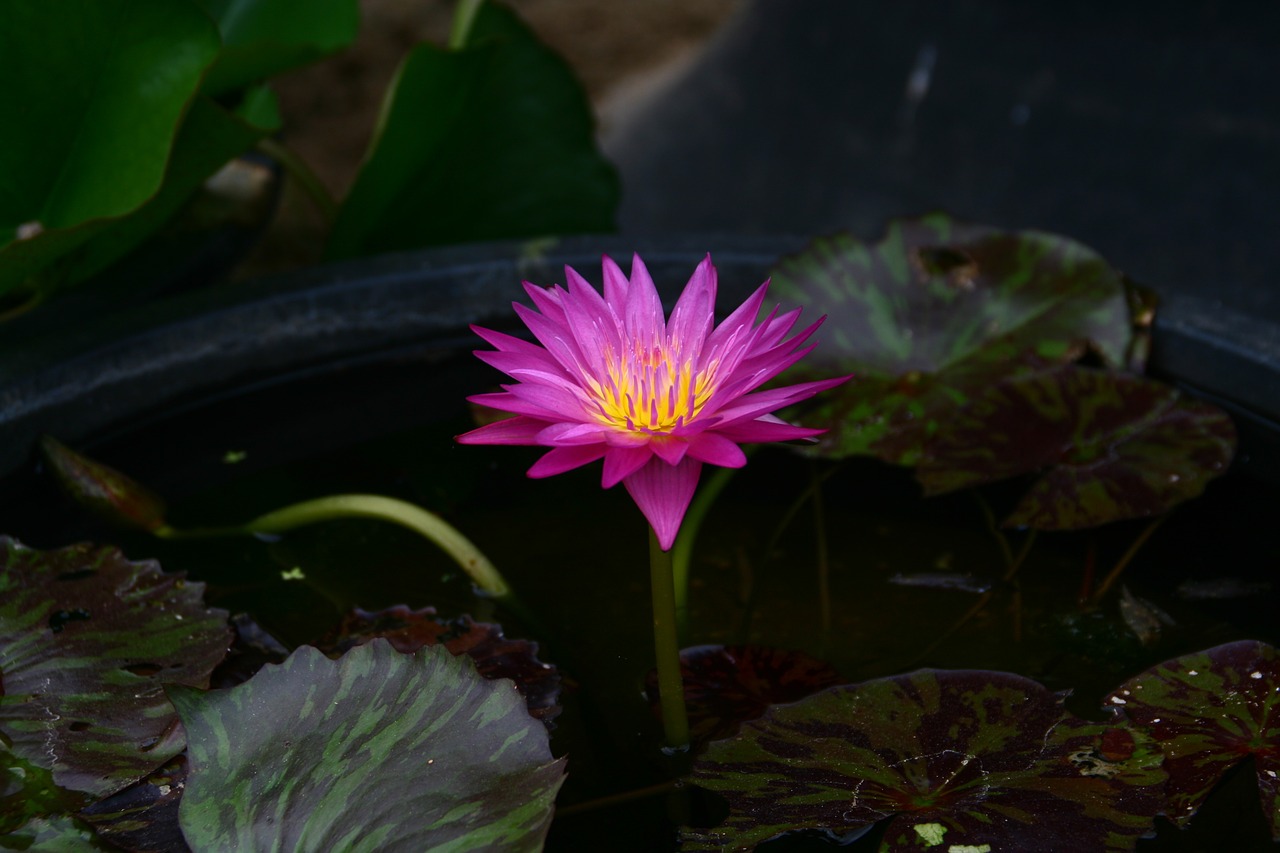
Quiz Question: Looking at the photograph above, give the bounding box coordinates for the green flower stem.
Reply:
[670,463,738,641]
[650,527,690,750]
[448,0,485,48]
[155,493,512,599]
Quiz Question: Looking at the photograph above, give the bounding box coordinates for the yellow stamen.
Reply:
[588,340,717,433]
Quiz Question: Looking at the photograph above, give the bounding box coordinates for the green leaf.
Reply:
[684,670,1165,851]
[326,1,619,259]
[0,96,273,302]
[0,538,231,798]
[0,0,219,231]
[194,0,360,96]
[171,640,565,852]
[915,365,1236,529]
[771,215,1132,465]
[1106,640,1280,838]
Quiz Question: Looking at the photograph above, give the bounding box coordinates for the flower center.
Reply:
[588,340,717,433]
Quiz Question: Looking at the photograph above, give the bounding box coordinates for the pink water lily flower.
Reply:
[457,254,850,550]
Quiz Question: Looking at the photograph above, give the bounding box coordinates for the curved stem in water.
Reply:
[1088,515,1166,607]
[671,463,738,642]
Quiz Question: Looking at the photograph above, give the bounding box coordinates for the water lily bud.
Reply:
[39,436,168,532]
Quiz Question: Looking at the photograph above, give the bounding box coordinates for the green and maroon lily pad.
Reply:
[316,605,561,722]
[170,640,565,852]
[683,669,1165,851]
[79,756,189,853]
[0,538,231,798]
[915,365,1236,529]
[1,744,102,850]
[770,215,1132,465]
[1105,640,1280,838]
[643,645,847,745]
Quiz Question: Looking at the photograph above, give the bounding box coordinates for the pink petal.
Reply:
[455,415,549,446]
[602,445,653,487]
[624,254,665,339]
[623,457,703,551]
[667,254,716,353]
[527,445,607,478]
[713,417,827,444]
[537,422,608,445]
[650,436,689,465]
[601,255,630,310]
[707,376,851,427]
[686,432,748,468]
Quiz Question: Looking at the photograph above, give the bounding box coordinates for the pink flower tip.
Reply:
[456,254,849,549]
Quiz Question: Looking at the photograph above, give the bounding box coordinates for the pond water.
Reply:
[3,345,1276,850]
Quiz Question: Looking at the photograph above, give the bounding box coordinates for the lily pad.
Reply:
[643,645,847,745]
[195,0,360,96]
[1105,640,1280,838]
[684,669,1165,851]
[326,1,619,259]
[0,745,101,850]
[915,365,1236,529]
[79,756,189,853]
[770,215,1132,465]
[0,538,231,798]
[317,605,561,722]
[170,640,565,852]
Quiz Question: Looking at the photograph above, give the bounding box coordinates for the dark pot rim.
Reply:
[1,234,1277,483]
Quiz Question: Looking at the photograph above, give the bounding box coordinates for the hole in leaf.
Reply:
[69,721,91,732]
[55,569,97,582]
[915,246,978,287]
[48,608,91,633]
[122,663,164,677]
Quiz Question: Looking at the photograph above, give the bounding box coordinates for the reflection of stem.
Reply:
[554,780,680,818]
[671,464,738,643]
[0,288,42,323]
[155,493,513,600]
[649,528,690,750]
[811,463,832,649]
[255,138,337,226]
[977,494,1016,572]
[909,528,1038,666]
[1088,516,1166,607]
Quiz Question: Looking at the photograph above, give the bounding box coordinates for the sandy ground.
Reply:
[242,0,738,273]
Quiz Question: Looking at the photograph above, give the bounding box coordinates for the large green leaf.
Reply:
[195,0,360,96]
[0,538,231,798]
[683,670,1165,851]
[915,365,1236,529]
[326,2,619,259]
[171,640,565,852]
[771,215,1132,465]
[1106,640,1280,838]
[0,94,276,302]
[0,0,219,231]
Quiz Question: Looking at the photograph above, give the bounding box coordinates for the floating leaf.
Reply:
[171,640,565,852]
[40,436,168,532]
[1106,640,1280,838]
[0,745,101,850]
[0,538,231,797]
[771,215,1131,465]
[643,645,846,746]
[79,756,189,853]
[684,670,1165,851]
[915,365,1236,529]
[317,605,561,722]
[326,1,619,259]
[195,0,360,96]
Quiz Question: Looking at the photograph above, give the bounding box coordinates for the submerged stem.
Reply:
[650,528,690,750]
[255,138,337,226]
[1089,516,1166,607]
[810,463,831,648]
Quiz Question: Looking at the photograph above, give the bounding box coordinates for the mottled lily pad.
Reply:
[0,538,231,798]
[1105,640,1280,838]
[684,670,1165,851]
[170,640,565,852]
[0,745,101,850]
[915,365,1236,529]
[771,215,1132,465]
[317,605,561,722]
[643,645,847,745]
[79,756,189,853]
